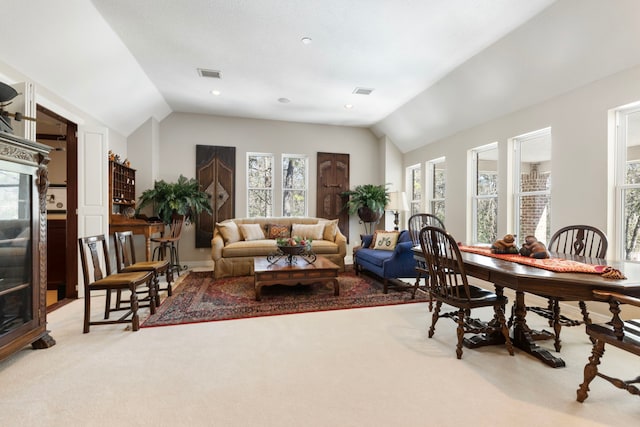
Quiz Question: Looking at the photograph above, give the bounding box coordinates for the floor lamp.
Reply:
[386,191,409,231]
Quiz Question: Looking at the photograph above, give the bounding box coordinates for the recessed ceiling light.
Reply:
[210,90,221,96]
[278,97,291,103]
[344,104,354,110]
[301,37,312,45]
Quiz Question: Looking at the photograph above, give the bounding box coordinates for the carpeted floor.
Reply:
[142,270,428,327]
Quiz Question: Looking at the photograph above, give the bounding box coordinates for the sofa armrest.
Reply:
[380,240,417,276]
[361,234,373,248]
[334,229,347,257]
[211,234,224,261]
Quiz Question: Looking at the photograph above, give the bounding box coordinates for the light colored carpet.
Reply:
[0,272,637,427]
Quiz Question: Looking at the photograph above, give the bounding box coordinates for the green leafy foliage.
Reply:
[342,184,390,215]
[136,175,212,225]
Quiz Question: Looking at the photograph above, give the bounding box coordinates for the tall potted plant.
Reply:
[342,184,390,223]
[136,175,212,225]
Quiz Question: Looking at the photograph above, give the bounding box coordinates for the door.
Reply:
[37,104,79,300]
[196,145,236,247]
[317,152,349,240]
[77,126,109,298]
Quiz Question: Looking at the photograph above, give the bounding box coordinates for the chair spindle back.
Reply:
[418,226,470,301]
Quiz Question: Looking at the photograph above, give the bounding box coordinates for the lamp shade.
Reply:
[386,191,409,212]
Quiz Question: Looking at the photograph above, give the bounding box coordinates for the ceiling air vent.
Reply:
[353,87,374,95]
[198,68,222,79]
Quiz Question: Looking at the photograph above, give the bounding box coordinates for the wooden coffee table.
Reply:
[253,256,340,301]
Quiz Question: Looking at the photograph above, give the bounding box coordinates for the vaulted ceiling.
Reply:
[1,0,640,153]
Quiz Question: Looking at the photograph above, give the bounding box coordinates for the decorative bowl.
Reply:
[278,245,306,255]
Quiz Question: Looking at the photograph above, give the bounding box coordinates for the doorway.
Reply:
[36,105,78,306]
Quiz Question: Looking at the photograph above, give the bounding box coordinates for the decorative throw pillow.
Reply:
[371,231,400,251]
[216,221,241,244]
[318,219,339,241]
[238,223,266,241]
[291,223,324,240]
[266,223,290,239]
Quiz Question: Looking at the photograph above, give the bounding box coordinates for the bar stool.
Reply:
[151,213,185,278]
[113,230,174,307]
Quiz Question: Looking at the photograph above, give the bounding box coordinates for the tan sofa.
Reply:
[211,217,347,279]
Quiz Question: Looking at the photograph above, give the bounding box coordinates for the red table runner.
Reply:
[458,245,607,274]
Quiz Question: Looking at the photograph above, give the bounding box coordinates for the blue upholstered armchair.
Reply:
[353,230,418,294]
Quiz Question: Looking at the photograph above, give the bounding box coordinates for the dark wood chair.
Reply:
[151,213,185,277]
[114,230,174,308]
[418,226,514,359]
[408,213,445,246]
[78,234,154,333]
[577,290,640,402]
[409,213,446,305]
[527,225,608,352]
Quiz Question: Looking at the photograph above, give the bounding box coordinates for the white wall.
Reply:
[155,112,382,265]
[128,117,160,199]
[402,63,640,258]
[381,135,405,230]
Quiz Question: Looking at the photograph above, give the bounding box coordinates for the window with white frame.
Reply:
[513,128,551,243]
[616,104,640,261]
[247,153,274,217]
[471,143,498,244]
[407,164,421,216]
[427,158,446,223]
[282,154,308,217]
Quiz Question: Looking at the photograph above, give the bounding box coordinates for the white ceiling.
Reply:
[2,0,640,153]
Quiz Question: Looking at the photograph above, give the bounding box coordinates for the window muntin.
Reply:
[247,153,273,217]
[407,164,421,216]
[617,106,640,261]
[513,129,551,243]
[282,154,308,217]
[427,158,446,223]
[471,144,498,244]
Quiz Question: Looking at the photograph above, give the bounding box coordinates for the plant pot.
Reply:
[357,206,382,223]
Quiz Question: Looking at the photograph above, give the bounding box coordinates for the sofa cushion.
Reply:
[310,239,339,254]
[239,223,265,241]
[216,221,241,244]
[318,218,338,241]
[223,240,277,257]
[355,248,390,268]
[371,231,400,251]
[291,223,324,240]
[266,223,290,239]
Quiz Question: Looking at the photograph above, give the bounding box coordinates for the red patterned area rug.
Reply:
[142,270,428,327]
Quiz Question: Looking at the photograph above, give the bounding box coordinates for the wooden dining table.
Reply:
[412,246,640,368]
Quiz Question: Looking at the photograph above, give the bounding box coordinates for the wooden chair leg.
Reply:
[495,306,514,356]
[149,277,157,315]
[455,308,465,359]
[104,289,112,319]
[547,298,555,328]
[130,286,140,332]
[383,278,389,294]
[83,292,91,333]
[577,340,605,402]
[428,301,442,338]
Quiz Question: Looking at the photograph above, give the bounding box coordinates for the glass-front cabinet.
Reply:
[0,131,55,362]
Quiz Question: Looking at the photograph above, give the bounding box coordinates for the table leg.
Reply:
[512,290,565,368]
